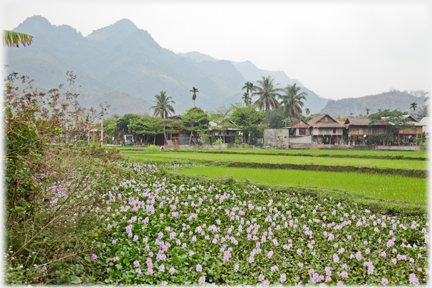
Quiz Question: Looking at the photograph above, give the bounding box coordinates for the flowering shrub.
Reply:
[88,163,429,286]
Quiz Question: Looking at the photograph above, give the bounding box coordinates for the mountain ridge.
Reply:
[7,16,328,116]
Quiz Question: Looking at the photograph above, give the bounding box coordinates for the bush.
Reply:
[4,72,120,284]
[419,140,427,151]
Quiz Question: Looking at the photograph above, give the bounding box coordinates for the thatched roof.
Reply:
[307,114,344,128]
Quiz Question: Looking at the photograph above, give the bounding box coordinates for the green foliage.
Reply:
[367,133,394,145]
[181,107,209,133]
[229,105,265,143]
[419,140,427,151]
[268,109,288,129]
[368,109,415,131]
[116,113,141,134]
[279,83,307,118]
[150,91,176,118]
[4,72,121,284]
[213,138,223,145]
[252,76,281,123]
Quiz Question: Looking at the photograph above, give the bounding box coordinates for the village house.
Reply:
[307,114,345,145]
[208,121,241,144]
[343,117,389,145]
[287,119,311,146]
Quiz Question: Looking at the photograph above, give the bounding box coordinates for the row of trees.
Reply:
[241,76,309,124]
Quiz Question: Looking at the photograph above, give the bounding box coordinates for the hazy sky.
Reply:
[2,0,431,100]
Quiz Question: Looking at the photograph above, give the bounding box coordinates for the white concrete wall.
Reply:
[264,129,289,149]
[289,136,312,144]
[375,146,419,151]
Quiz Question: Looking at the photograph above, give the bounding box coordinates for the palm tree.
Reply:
[3,30,33,47]
[253,76,282,124]
[365,108,370,116]
[242,81,255,106]
[242,92,249,105]
[305,108,310,116]
[280,83,308,118]
[410,102,418,112]
[150,91,176,118]
[190,87,199,107]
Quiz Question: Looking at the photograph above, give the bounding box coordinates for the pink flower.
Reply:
[113,257,119,262]
[136,268,142,274]
[196,264,202,272]
[234,264,239,272]
[280,273,286,282]
[159,264,165,272]
[91,254,97,260]
[337,281,343,286]
[112,240,117,244]
[381,278,389,285]
[199,276,205,285]
[263,279,269,286]
[133,260,140,267]
[169,267,175,274]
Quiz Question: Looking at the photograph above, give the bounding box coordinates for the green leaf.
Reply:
[70,276,81,284]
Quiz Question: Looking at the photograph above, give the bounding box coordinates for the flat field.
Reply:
[117,146,427,159]
[122,151,427,171]
[181,167,427,203]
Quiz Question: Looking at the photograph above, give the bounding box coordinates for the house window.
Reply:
[333,129,336,134]
[299,128,306,135]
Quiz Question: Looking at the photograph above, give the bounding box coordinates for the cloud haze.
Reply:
[2,0,431,100]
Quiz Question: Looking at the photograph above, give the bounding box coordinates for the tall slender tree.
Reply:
[410,102,418,112]
[150,91,176,118]
[365,108,370,116]
[242,81,255,106]
[252,76,281,124]
[190,87,199,107]
[305,108,310,116]
[280,83,307,118]
[242,92,249,105]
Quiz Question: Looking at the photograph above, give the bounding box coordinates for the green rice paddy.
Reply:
[181,166,428,203]
[122,151,427,171]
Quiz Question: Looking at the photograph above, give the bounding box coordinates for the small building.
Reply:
[287,119,312,145]
[398,115,424,144]
[263,128,289,149]
[307,114,345,145]
[343,118,389,145]
[208,121,241,144]
[419,117,429,140]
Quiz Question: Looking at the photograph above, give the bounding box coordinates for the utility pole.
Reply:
[101,111,104,146]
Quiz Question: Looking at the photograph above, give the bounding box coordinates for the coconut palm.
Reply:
[305,108,310,116]
[150,91,176,118]
[410,102,418,112]
[365,108,370,116]
[242,81,255,106]
[190,87,199,107]
[279,83,308,118]
[3,30,33,47]
[253,76,282,124]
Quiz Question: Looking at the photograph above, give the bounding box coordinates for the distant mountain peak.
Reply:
[112,18,138,29]
[16,15,52,31]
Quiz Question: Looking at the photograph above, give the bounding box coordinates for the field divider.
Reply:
[124,155,427,178]
[220,162,427,178]
[169,149,426,161]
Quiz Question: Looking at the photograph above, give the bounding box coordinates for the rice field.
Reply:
[181,167,428,204]
[182,149,428,159]
[114,146,427,159]
[122,151,427,171]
